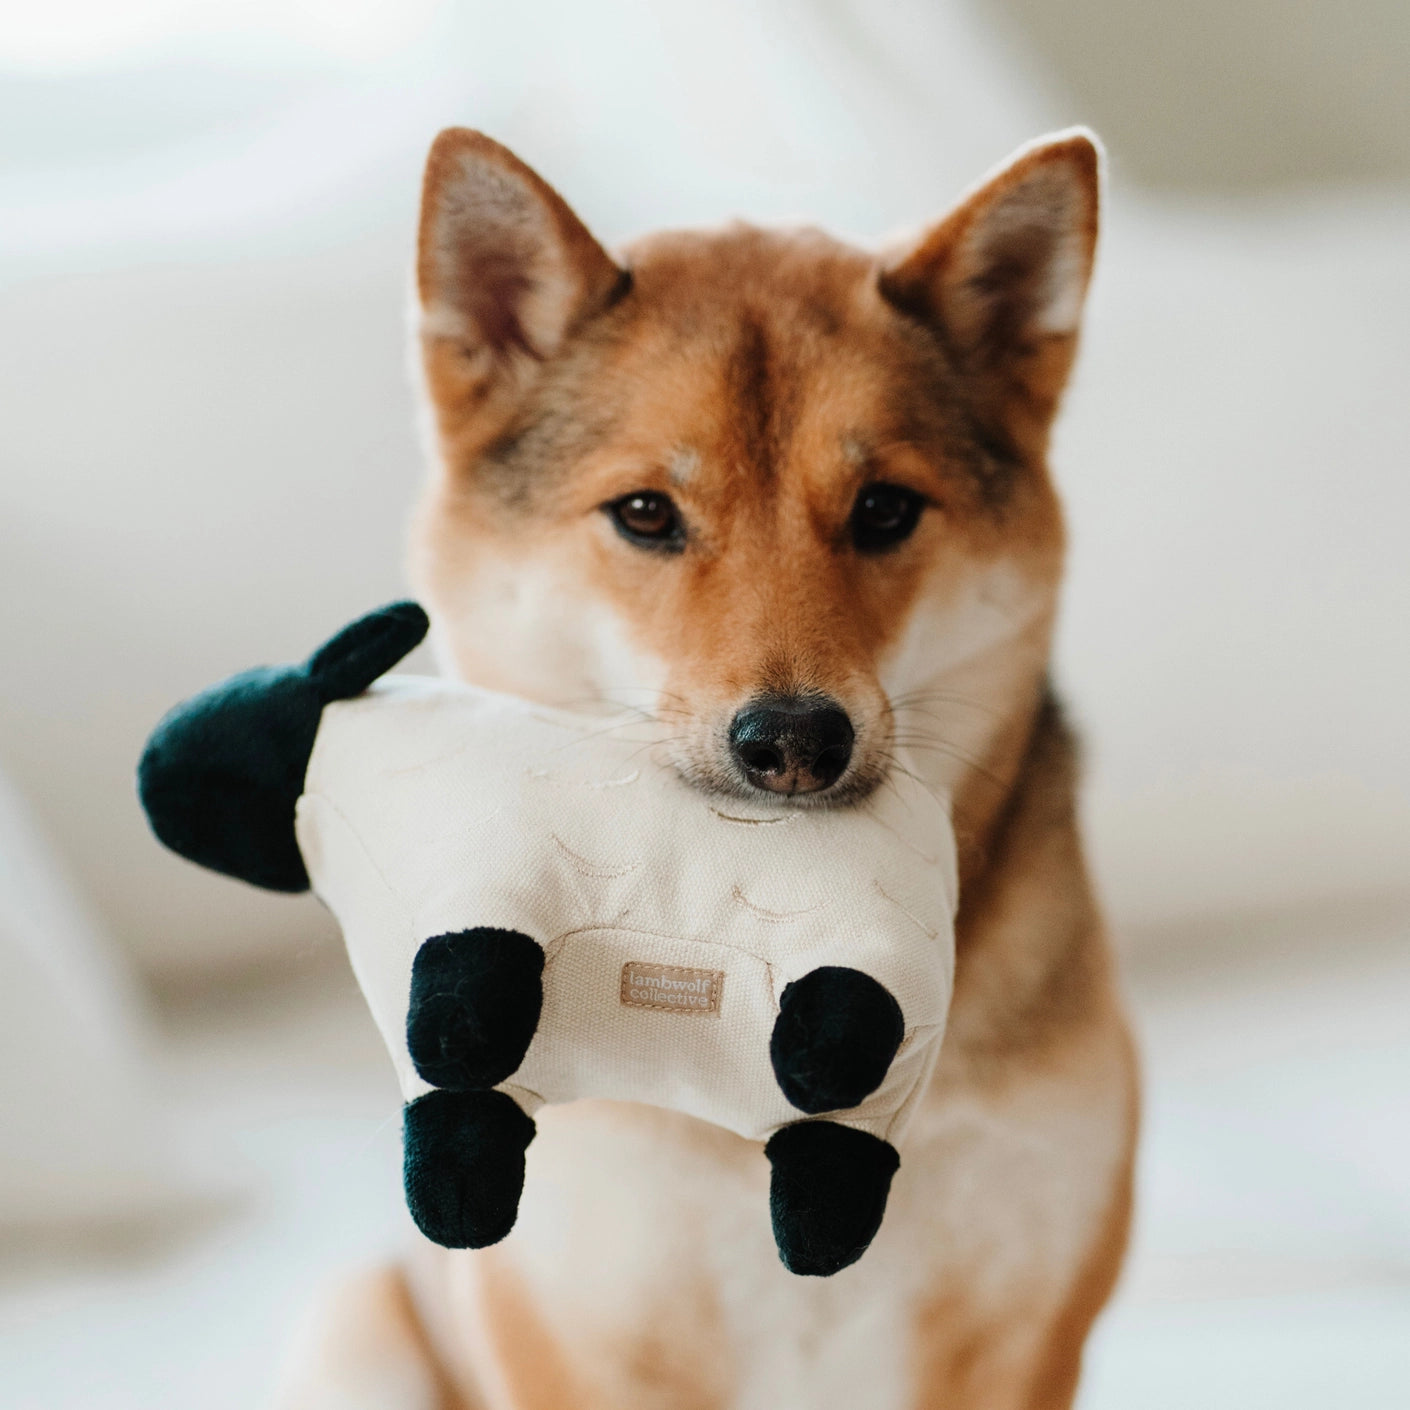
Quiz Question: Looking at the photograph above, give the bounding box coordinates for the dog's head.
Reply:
[410,129,1099,810]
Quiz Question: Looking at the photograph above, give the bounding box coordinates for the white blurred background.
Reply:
[1,3,1406,1406]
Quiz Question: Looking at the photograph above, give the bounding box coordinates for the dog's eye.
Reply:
[606,491,684,550]
[850,483,925,553]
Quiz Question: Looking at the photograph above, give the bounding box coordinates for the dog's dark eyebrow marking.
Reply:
[877,322,1029,512]
[864,383,1023,514]
[463,292,641,509]
[476,396,621,510]
[478,415,550,508]
[961,416,1024,509]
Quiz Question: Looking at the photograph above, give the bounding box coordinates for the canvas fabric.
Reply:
[295,677,958,1146]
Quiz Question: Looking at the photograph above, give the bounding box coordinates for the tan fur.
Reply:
[281,127,1137,1409]
[272,1264,462,1409]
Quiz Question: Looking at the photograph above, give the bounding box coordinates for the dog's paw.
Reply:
[407,928,545,1089]
[402,1089,537,1249]
[764,1120,900,1276]
[769,966,904,1114]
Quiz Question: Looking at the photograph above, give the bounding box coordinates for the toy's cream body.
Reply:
[296,676,958,1148]
[138,605,962,1273]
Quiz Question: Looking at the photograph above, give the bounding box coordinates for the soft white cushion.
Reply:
[0,766,181,1232]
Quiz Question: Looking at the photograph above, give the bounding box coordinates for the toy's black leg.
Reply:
[769,966,905,1114]
[407,929,544,1089]
[138,601,428,892]
[403,1090,537,1249]
[764,1121,900,1276]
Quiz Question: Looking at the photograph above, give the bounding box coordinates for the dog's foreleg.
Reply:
[272,1263,459,1410]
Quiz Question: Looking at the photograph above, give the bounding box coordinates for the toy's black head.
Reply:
[137,601,429,891]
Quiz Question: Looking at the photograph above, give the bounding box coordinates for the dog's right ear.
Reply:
[416,130,626,423]
[878,130,1102,461]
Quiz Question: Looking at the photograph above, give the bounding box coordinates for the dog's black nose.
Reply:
[728,696,855,795]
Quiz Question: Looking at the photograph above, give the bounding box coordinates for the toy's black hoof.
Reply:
[408,929,545,1089]
[765,1121,900,1276]
[770,966,905,1114]
[403,1089,536,1249]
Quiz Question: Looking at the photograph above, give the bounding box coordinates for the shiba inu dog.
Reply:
[276,126,1137,1410]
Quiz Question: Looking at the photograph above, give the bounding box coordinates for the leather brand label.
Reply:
[620,961,724,1016]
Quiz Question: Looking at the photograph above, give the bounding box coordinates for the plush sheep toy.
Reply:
[139,604,958,1276]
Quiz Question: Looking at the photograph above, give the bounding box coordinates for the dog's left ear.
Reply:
[415,129,627,442]
[879,130,1102,456]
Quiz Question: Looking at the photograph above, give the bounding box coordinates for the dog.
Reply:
[275,126,1137,1410]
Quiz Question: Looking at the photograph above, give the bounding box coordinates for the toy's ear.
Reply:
[306,601,430,703]
[878,130,1101,458]
[138,602,428,892]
